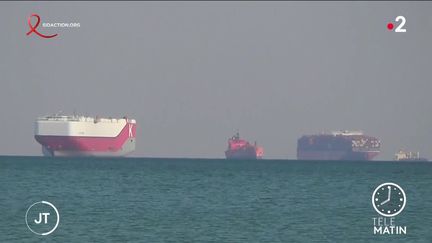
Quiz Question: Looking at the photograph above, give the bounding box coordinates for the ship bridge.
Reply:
[331,130,363,136]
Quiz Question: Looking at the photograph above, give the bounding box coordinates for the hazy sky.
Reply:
[1,2,431,159]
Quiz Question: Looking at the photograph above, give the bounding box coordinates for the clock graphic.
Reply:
[372,182,406,217]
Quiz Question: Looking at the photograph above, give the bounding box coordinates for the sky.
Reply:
[0,2,431,159]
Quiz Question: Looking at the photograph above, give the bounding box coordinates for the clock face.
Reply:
[372,182,406,217]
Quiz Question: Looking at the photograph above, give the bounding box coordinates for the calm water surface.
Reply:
[1,156,431,242]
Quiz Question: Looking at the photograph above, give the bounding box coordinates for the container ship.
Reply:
[225,132,264,159]
[297,131,380,160]
[34,115,136,157]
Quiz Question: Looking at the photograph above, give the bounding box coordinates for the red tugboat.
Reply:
[225,132,264,159]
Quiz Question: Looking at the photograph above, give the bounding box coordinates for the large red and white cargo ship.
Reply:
[297,131,380,161]
[34,115,136,157]
[225,132,264,159]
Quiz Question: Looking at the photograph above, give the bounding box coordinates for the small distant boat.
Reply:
[394,149,428,161]
[225,132,264,159]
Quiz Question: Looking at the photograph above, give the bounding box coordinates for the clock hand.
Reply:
[380,186,392,206]
[380,198,389,205]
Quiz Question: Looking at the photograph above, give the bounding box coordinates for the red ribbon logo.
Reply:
[26,14,58,38]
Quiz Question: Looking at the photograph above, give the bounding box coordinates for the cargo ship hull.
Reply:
[297,150,379,161]
[297,131,380,161]
[34,115,136,157]
[225,147,259,160]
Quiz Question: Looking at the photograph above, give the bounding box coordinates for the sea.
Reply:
[1,156,431,242]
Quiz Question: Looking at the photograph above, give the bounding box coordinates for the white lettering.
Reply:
[128,124,133,138]
[374,226,382,234]
[373,226,407,235]
[42,22,81,28]
[34,212,50,224]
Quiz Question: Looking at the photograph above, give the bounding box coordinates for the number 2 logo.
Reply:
[394,16,406,33]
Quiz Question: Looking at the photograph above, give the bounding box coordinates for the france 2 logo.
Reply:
[387,16,406,33]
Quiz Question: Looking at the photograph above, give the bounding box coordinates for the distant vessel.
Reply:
[297,130,380,160]
[394,150,428,161]
[225,132,264,159]
[34,115,136,157]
